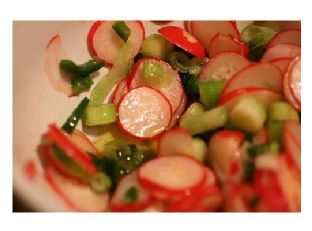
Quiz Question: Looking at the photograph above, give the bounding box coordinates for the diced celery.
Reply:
[247,141,280,158]
[180,102,205,125]
[267,121,284,143]
[267,101,299,123]
[141,34,174,59]
[198,80,226,109]
[94,132,115,154]
[191,138,207,162]
[85,104,116,126]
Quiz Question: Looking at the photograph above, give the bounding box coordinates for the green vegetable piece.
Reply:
[143,61,168,87]
[62,97,89,134]
[124,186,138,203]
[267,121,285,143]
[229,96,267,133]
[51,144,90,180]
[247,141,280,158]
[112,21,131,42]
[244,161,255,183]
[60,59,103,76]
[180,102,205,125]
[60,60,81,75]
[71,75,93,94]
[180,106,228,135]
[166,51,190,73]
[85,104,117,126]
[191,138,207,162]
[141,34,174,59]
[268,101,299,123]
[89,172,112,193]
[198,80,226,109]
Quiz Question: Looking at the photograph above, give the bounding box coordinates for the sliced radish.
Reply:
[219,87,282,110]
[267,29,301,48]
[110,172,156,212]
[184,21,192,34]
[127,58,184,113]
[189,21,240,53]
[158,26,206,58]
[158,127,194,157]
[270,58,292,73]
[87,21,145,66]
[220,62,283,97]
[253,127,269,145]
[117,86,172,139]
[199,51,250,82]
[261,44,301,62]
[287,56,301,104]
[111,78,128,105]
[44,34,73,96]
[48,124,98,174]
[168,92,187,128]
[283,121,301,172]
[70,129,98,154]
[138,155,206,197]
[45,165,109,212]
[207,130,245,183]
[207,33,248,57]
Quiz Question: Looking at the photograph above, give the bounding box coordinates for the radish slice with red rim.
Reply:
[138,155,206,197]
[158,26,206,58]
[168,92,187,128]
[207,33,248,57]
[70,129,98,154]
[219,87,282,110]
[199,51,250,82]
[158,127,194,157]
[87,21,145,66]
[261,44,301,62]
[45,165,109,212]
[127,58,184,114]
[270,58,293,73]
[267,29,301,48]
[287,56,301,104]
[110,172,157,212]
[44,34,73,96]
[184,21,192,34]
[283,60,300,111]
[220,62,283,97]
[111,78,128,105]
[189,21,240,53]
[252,127,269,146]
[117,86,172,139]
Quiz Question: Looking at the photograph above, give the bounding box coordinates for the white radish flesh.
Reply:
[270,58,292,73]
[288,56,301,104]
[261,44,301,62]
[267,29,301,48]
[168,93,187,128]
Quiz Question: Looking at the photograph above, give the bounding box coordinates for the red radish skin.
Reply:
[190,21,240,53]
[184,21,192,34]
[158,26,206,58]
[220,62,283,97]
[70,129,98,155]
[287,56,301,104]
[283,59,300,111]
[253,127,269,145]
[261,44,301,62]
[207,130,245,183]
[111,78,128,105]
[168,92,187,128]
[138,155,206,198]
[157,127,194,157]
[207,33,248,57]
[199,51,250,82]
[110,172,157,212]
[44,34,73,96]
[23,160,38,182]
[127,58,184,114]
[87,21,145,66]
[219,87,282,110]
[45,165,109,212]
[48,124,98,174]
[117,86,172,140]
[270,58,293,73]
[267,29,301,48]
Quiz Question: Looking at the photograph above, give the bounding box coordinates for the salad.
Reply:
[37,20,301,212]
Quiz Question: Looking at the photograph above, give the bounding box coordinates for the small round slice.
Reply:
[111,78,128,105]
[87,21,145,66]
[207,33,248,57]
[287,56,301,104]
[199,51,250,82]
[270,58,293,73]
[267,29,301,48]
[283,59,300,111]
[261,44,301,62]
[158,26,205,58]
[117,86,172,139]
[138,155,206,197]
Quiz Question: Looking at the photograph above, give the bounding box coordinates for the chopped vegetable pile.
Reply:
[39,20,301,212]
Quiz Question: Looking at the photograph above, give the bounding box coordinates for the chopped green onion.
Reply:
[60,59,103,76]
[188,57,206,75]
[247,142,280,158]
[71,75,93,94]
[89,172,112,193]
[166,51,190,73]
[124,186,138,203]
[267,121,284,143]
[89,41,134,106]
[85,104,116,126]
[229,96,267,134]
[62,97,89,134]
[180,106,228,135]
[112,21,131,42]
[141,34,174,59]
[180,102,205,125]
[198,80,226,109]
[268,101,299,123]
